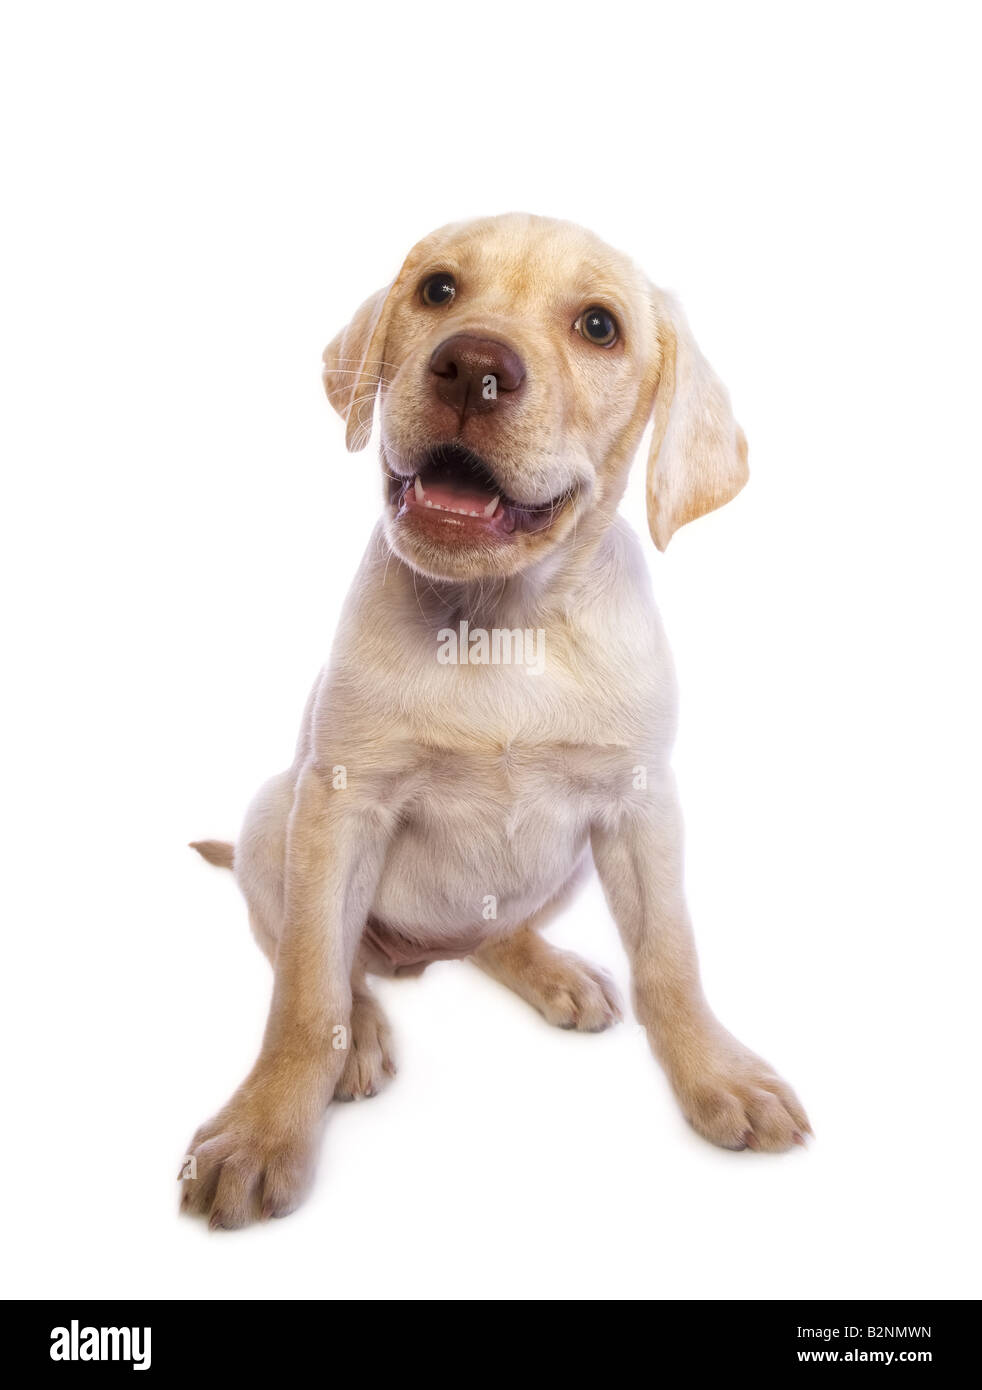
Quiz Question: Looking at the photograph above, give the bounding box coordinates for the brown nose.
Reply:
[428,334,526,418]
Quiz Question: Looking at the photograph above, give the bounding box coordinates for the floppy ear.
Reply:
[322,284,398,451]
[645,293,749,551]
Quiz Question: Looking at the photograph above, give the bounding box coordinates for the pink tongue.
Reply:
[422,479,495,512]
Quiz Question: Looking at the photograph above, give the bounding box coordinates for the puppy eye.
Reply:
[420,273,457,307]
[576,306,618,346]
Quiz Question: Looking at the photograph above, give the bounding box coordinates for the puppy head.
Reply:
[323,213,747,582]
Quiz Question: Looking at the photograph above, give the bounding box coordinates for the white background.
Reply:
[2,1,980,1300]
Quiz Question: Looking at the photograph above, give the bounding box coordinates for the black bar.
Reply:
[2,1299,974,1374]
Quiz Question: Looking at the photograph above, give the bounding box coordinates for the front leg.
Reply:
[591,775,810,1152]
[181,761,390,1227]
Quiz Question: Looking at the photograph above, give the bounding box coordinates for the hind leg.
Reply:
[472,860,621,1032]
[474,925,622,1032]
[334,956,397,1100]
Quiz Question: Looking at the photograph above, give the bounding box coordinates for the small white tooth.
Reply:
[470,510,478,516]
[414,476,425,502]
[425,499,433,508]
[483,494,500,517]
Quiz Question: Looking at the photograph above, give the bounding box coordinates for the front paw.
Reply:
[179,1085,321,1228]
[670,1039,811,1153]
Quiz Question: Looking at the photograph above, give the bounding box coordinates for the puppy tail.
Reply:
[189,839,235,870]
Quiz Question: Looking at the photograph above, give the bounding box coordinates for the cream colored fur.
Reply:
[183,214,807,1230]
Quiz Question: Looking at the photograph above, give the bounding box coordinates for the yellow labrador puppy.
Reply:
[185,213,809,1229]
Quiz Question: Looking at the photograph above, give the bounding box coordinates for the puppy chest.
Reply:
[409,755,585,860]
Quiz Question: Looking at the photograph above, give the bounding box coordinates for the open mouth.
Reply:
[390,444,571,537]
